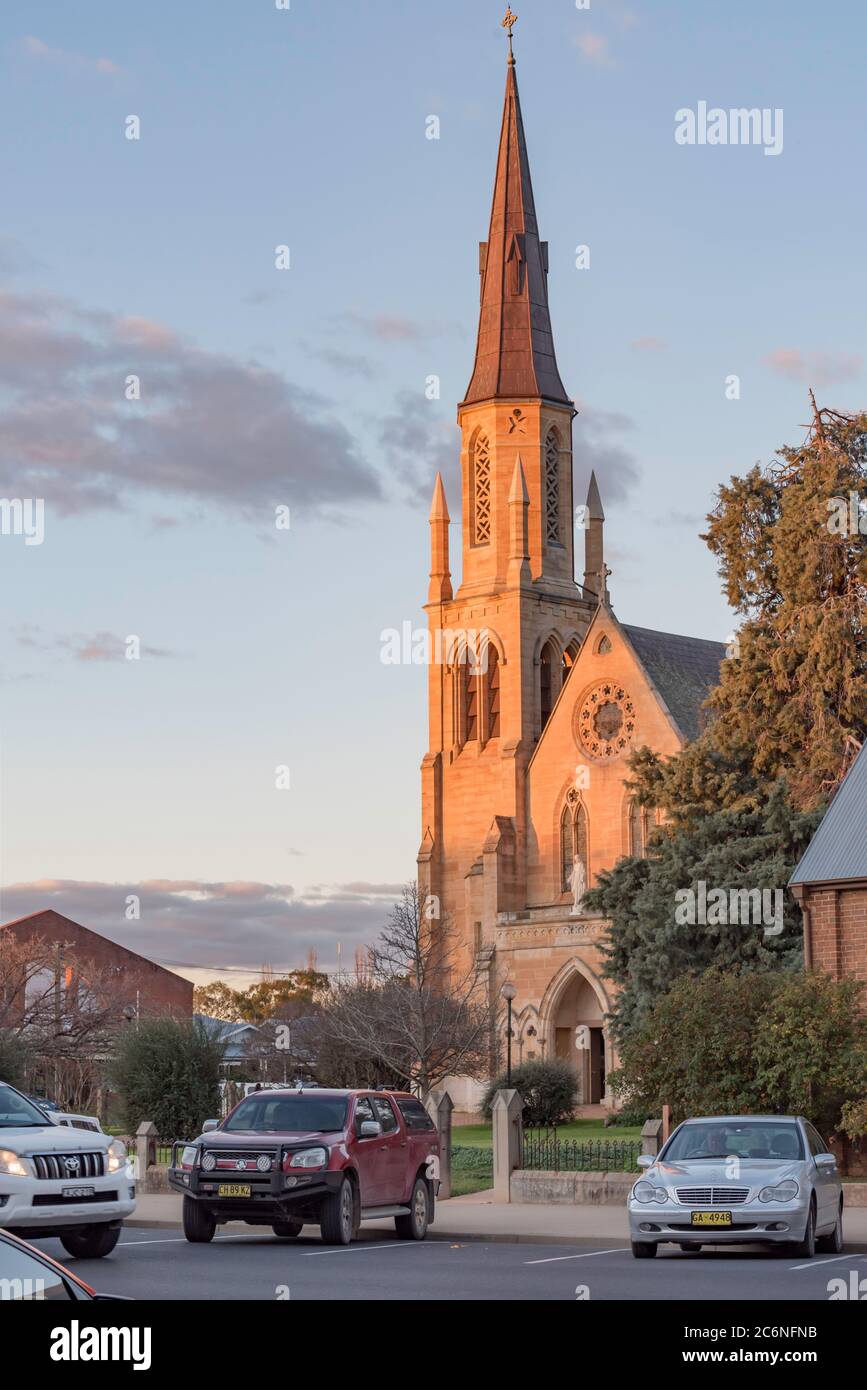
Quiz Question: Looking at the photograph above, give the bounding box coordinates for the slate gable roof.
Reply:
[789,742,867,885]
[621,624,727,743]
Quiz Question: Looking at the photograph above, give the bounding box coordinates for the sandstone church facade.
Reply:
[417,41,725,1116]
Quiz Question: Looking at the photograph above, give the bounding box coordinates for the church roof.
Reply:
[621,624,727,743]
[789,742,867,885]
[461,54,571,408]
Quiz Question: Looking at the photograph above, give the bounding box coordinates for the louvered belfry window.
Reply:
[540,641,554,729]
[472,433,492,545]
[486,647,500,739]
[463,659,478,743]
[545,429,560,543]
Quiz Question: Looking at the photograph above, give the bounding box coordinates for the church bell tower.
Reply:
[419,16,603,963]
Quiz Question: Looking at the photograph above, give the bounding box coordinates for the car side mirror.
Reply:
[202,1119,220,1133]
[815,1153,837,1168]
[636,1154,653,1169]
[358,1119,382,1139]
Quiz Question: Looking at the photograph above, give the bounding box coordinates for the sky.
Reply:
[0,0,864,986]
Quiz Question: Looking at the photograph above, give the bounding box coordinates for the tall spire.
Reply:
[461,20,571,409]
[428,472,452,603]
[583,471,608,603]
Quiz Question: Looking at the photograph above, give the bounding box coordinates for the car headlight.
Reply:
[180,1145,200,1170]
[633,1180,668,1204]
[0,1149,31,1178]
[106,1139,128,1173]
[286,1147,328,1170]
[759,1179,799,1203]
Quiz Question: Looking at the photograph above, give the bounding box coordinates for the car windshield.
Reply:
[223,1094,348,1134]
[664,1121,804,1162]
[0,1084,51,1127]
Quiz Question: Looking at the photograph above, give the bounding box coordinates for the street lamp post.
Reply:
[500,981,517,1086]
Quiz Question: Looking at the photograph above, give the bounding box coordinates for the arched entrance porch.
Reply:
[540,959,612,1106]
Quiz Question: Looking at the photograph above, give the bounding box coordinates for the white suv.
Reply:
[0,1082,135,1258]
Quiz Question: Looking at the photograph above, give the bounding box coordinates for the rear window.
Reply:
[224,1094,348,1133]
[395,1098,435,1131]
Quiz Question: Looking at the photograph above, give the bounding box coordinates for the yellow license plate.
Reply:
[691,1211,732,1227]
[217,1183,252,1198]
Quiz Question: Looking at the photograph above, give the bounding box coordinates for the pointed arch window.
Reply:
[545,429,561,544]
[628,799,650,857]
[559,807,573,893]
[461,655,479,744]
[471,432,492,546]
[575,802,589,873]
[540,641,554,731]
[561,641,579,687]
[560,797,590,893]
[485,645,500,740]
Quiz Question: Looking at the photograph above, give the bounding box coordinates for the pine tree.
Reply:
[702,397,867,808]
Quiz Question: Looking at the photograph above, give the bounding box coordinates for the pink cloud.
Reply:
[576,33,613,67]
[631,336,668,353]
[763,348,863,386]
[21,35,123,76]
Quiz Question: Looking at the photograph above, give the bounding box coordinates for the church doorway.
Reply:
[550,969,606,1105]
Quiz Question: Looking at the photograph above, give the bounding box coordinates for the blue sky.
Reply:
[0,0,864,984]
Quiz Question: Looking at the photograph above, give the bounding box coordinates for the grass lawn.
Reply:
[449,1169,493,1197]
[453,1120,643,1147]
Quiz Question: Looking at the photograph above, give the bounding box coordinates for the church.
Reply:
[417,28,725,1118]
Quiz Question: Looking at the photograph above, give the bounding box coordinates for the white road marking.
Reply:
[789,1253,865,1272]
[524,1247,625,1265]
[303,1242,422,1257]
[116,1233,280,1248]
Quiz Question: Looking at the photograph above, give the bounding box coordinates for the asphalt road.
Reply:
[35,1225,867,1301]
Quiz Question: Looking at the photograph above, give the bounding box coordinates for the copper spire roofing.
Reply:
[461,54,571,409]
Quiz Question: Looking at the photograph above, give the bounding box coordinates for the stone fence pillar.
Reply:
[492,1088,523,1203]
[425,1089,453,1200]
[640,1118,663,1157]
[135,1120,158,1183]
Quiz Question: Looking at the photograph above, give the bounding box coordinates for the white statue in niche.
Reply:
[569,855,586,916]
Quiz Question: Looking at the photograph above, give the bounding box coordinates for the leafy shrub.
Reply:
[109,1018,224,1140]
[481,1059,578,1127]
[608,1101,656,1127]
[613,968,867,1136]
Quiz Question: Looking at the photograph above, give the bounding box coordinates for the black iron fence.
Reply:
[520,1128,641,1173]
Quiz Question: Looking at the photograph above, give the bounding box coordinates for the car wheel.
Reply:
[816,1201,843,1254]
[272,1218,304,1239]
[182,1195,217,1243]
[789,1199,816,1259]
[631,1240,658,1259]
[59,1223,121,1260]
[395,1177,430,1240]
[319,1176,355,1245]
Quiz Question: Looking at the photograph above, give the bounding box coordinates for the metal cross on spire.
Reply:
[502,7,518,62]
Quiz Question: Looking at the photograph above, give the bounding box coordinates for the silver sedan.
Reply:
[628,1115,843,1258]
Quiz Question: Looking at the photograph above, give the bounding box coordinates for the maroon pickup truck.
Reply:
[169,1088,440,1246]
